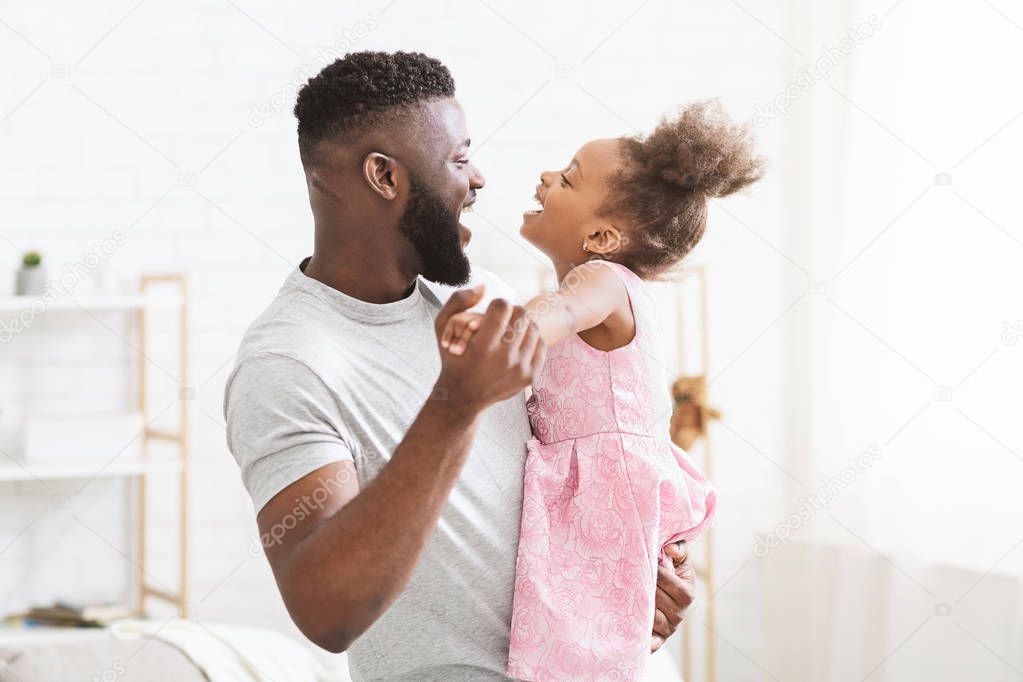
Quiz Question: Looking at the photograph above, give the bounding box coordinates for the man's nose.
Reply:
[469,163,485,190]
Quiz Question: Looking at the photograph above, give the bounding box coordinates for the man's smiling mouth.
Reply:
[458,199,474,248]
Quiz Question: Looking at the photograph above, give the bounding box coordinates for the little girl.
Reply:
[442,100,763,681]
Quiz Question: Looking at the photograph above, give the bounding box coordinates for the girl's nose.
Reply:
[539,171,553,186]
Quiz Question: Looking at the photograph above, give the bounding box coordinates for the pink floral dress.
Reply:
[507,260,717,682]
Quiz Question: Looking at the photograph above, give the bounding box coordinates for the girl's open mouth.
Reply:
[524,192,544,216]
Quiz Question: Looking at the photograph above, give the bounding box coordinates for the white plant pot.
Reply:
[15,266,48,296]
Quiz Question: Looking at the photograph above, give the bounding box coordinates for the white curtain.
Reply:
[763,0,1023,678]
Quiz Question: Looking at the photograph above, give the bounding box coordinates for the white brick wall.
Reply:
[1,1,794,678]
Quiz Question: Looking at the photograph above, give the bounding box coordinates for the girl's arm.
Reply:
[525,262,634,347]
[442,262,634,355]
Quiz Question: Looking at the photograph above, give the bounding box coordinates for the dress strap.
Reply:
[579,258,649,338]
[582,258,644,299]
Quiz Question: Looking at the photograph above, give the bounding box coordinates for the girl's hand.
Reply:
[440,311,485,356]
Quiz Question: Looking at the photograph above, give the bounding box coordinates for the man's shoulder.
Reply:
[224,294,341,420]
[231,272,340,374]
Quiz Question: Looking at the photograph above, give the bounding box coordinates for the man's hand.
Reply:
[433,286,545,412]
[651,541,696,653]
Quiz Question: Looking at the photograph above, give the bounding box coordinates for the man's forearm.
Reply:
[279,395,482,651]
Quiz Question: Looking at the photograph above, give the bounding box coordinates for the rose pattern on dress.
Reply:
[508,261,718,682]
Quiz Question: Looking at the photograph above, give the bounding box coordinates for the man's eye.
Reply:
[456,158,470,166]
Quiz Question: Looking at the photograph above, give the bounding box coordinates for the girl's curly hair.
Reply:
[603,99,765,278]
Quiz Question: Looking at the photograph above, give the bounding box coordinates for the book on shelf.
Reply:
[11,601,136,627]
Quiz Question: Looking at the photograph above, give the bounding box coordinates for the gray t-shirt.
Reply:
[223,261,531,681]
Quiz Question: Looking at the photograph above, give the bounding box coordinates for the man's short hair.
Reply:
[294,51,455,166]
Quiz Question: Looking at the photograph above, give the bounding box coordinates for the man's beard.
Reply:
[398,179,471,287]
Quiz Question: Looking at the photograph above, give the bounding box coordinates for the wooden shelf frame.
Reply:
[0,276,190,621]
[136,273,190,616]
[675,265,718,682]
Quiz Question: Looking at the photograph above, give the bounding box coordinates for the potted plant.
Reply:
[16,251,48,296]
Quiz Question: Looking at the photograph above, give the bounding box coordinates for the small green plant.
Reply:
[22,251,41,268]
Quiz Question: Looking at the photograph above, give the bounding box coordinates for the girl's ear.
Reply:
[583,225,623,255]
[362,152,402,200]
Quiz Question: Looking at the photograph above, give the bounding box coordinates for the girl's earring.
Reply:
[582,243,589,252]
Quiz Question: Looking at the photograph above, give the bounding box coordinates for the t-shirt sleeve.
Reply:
[223,352,355,513]
[469,266,522,307]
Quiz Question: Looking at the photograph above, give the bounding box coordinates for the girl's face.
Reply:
[520,138,625,267]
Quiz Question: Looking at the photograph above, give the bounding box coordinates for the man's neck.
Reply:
[303,251,418,304]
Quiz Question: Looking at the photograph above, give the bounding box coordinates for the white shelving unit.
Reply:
[0,625,114,645]
[0,458,182,483]
[1,274,190,618]
[0,293,181,312]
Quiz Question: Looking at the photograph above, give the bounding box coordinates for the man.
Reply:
[224,51,694,681]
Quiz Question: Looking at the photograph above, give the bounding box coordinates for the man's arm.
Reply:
[254,287,544,653]
[257,400,480,652]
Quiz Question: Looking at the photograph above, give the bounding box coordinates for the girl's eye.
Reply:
[560,174,572,188]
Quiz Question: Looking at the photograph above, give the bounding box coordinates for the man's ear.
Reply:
[362,152,402,200]
[583,225,623,255]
